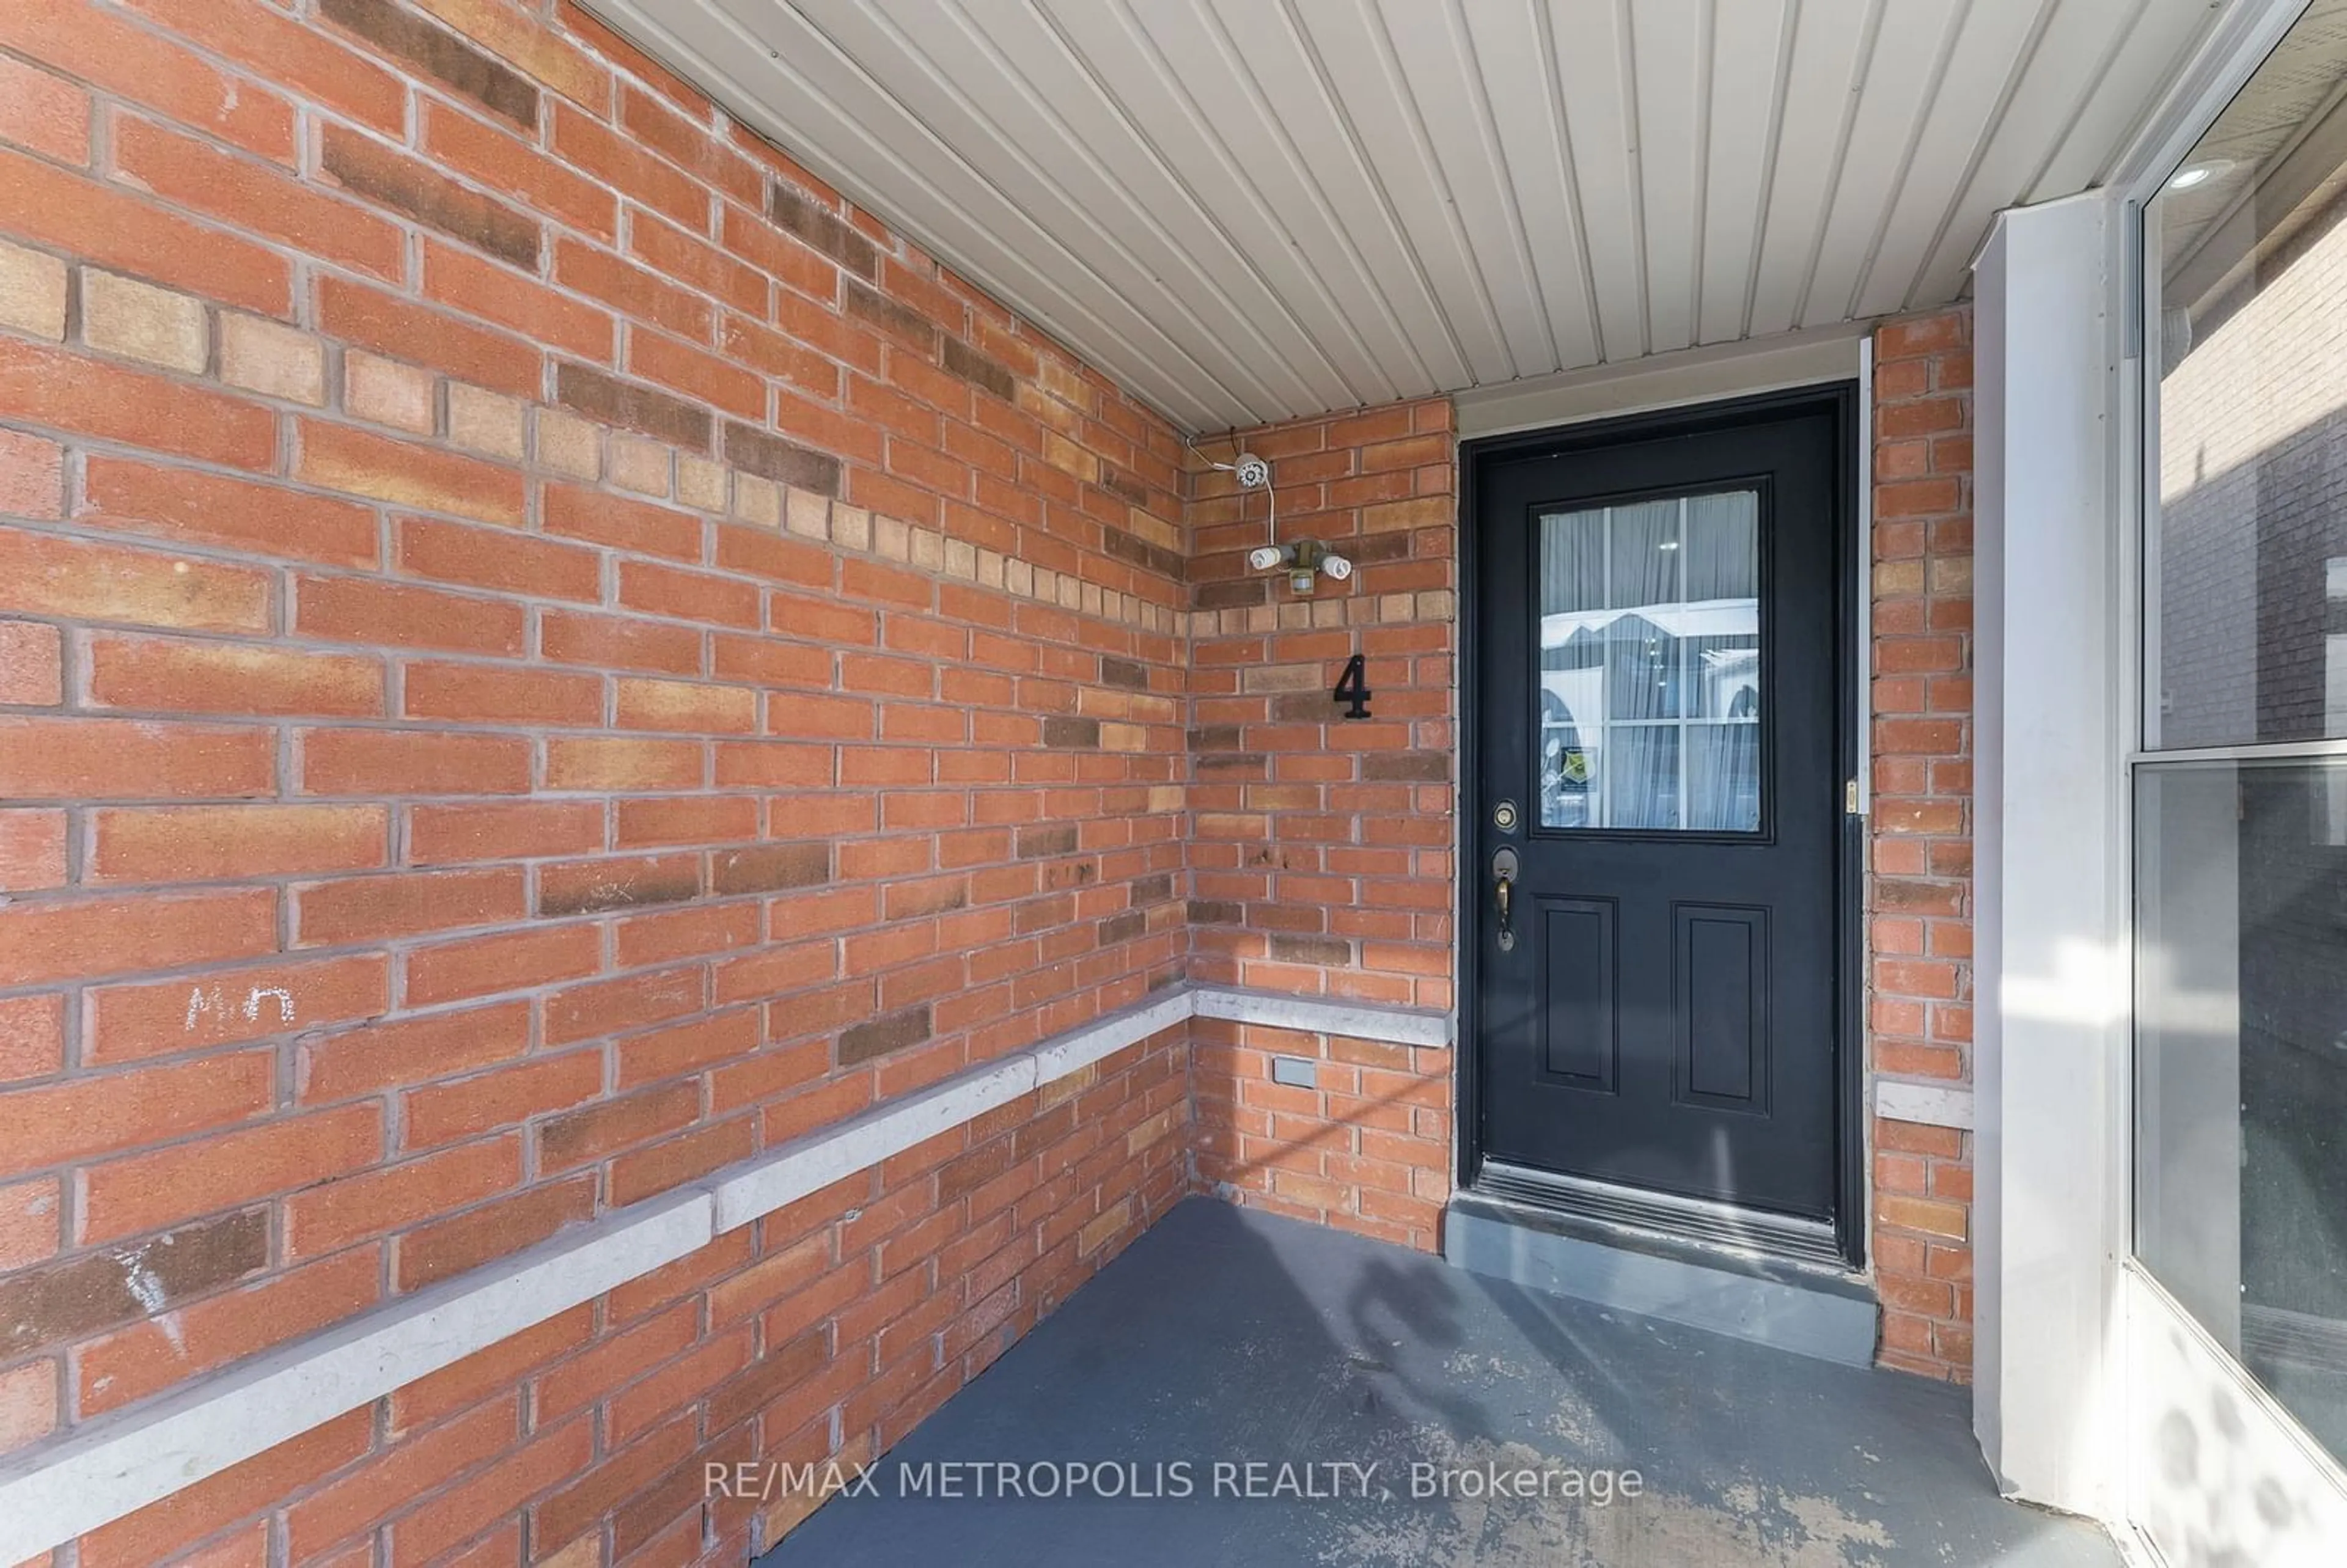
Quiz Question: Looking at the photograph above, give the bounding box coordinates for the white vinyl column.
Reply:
[1971,190,2128,1519]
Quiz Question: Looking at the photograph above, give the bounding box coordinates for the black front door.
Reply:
[1471,390,1851,1245]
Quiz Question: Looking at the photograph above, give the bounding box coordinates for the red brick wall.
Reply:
[0,0,1193,1553]
[1190,1019,1450,1251]
[73,1029,1187,1568]
[1183,400,1458,1008]
[1183,401,1457,1247]
[1868,307,1978,1380]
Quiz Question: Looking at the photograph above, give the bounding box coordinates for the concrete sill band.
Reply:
[0,983,1451,1564]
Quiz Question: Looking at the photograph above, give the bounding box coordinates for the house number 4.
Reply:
[1332,653,1372,719]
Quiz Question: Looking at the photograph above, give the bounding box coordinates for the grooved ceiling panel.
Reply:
[586,0,2229,432]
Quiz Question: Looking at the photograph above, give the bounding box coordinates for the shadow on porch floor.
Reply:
[758,1196,2117,1567]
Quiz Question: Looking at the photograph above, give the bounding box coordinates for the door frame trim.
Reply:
[1455,379,1868,1270]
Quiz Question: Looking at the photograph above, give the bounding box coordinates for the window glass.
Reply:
[2138,15,2347,1467]
[1536,491,1760,831]
[2136,758,2347,1464]
[2149,19,2347,749]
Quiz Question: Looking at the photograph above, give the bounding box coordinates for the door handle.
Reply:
[1492,846,1519,952]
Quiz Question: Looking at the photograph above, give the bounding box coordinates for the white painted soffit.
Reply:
[584,0,2225,434]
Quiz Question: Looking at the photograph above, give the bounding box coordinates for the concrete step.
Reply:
[1442,1189,1881,1367]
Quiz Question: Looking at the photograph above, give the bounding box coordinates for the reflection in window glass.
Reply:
[2137,759,2347,1465]
[2150,20,2347,749]
[1537,491,1760,831]
[2139,18,2347,1470]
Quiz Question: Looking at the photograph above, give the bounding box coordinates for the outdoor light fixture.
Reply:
[1278,537,1351,595]
[1192,443,1352,595]
[1240,540,1351,593]
[2168,158,2233,190]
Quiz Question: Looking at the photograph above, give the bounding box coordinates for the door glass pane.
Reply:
[2136,757,2347,1464]
[2148,18,2347,749]
[1538,490,1761,830]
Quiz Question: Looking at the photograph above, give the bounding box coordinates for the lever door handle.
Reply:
[1491,846,1519,951]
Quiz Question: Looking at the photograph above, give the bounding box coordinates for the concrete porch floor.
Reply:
[756,1198,2117,1567]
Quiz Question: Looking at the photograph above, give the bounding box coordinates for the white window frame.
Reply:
[2097,1,2347,1561]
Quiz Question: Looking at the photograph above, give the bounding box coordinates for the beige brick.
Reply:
[535,409,599,478]
[1137,512,1180,549]
[831,505,870,552]
[1076,1199,1130,1256]
[1874,559,1926,597]
[944,539,977,579]
[0,1359,57,1453]
[908,527,942,571]
[975,548,1003,589]
[873,513,909,561]
[0,240,67,340]
[1041,430,1096,483]
[218,313,324,405]
[732,473,780,528]
[677,454,727,512]
[1057,574,1082,610]
[81,270,206,373]
[343,351,435,434]
[1006,558,1033,596]
[447,384,525,461]
[608,436,670,497]
[784,487,829,540]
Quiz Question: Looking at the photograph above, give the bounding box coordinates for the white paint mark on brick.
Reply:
[121,1252,185,1357]
[244,987,295,1024]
